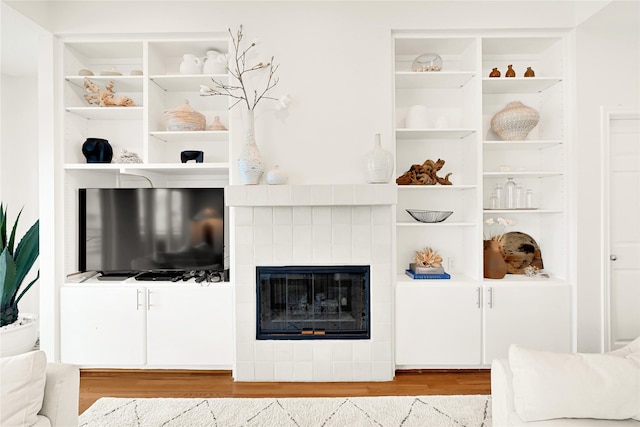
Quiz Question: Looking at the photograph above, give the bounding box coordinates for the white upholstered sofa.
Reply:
[492,338,640,426]
[1,350,80,427]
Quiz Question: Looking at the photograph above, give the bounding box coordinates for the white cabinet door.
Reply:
[60,286,145,365]
[146,286,233,366]
[396,284,482,366]
[483,284,571,364]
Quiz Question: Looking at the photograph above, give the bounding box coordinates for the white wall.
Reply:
[575,0,640,352]
[3,0,638,353]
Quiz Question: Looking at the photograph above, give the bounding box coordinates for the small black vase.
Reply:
[82,138,113,163]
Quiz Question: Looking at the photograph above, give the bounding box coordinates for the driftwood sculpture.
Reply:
[396,158,453,185]
[83,78,135,107]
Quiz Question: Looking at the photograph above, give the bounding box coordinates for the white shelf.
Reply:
[395,71,476,89]
[483,171,562,178]
[483,209,563,214]
[483,140,563,150]
[482,77,562,94]
[397,221,476,227]
[64,162,230,176]
[149,130,229,142]
[65,106,143,120]
[396,128,476,140]
[149,74,228,91]
[482,276,569,286]
[397,184,477,190]
[66,75,144,92]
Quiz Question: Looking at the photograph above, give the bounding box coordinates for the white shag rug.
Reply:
[79,395,491,426]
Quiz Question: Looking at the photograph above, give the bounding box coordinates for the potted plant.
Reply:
[0,203,39,356]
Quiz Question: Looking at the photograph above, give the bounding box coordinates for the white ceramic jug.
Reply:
[202,50,227,74]
[179,54,202,75]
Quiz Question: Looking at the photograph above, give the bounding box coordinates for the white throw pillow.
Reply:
[509,341,640,422]
[0,350,47,427]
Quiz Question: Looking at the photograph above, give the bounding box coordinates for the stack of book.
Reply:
[405,263,451,280]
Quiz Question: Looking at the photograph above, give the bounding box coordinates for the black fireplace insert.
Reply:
[256,265,370,340]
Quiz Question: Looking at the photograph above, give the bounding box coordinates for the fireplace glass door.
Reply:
[256,266,370,339]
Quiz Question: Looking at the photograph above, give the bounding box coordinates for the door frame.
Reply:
[600,106,640,351]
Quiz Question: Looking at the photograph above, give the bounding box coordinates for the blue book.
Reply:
[405,269,451,280]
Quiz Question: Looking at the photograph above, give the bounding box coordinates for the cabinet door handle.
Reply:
[488,287,494,309]
[136,289,142,310]
[476,287,481,308]
[146,288,151,310]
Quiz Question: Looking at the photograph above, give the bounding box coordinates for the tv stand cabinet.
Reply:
[60,281,233,368]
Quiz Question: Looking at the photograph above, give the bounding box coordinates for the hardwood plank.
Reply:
[79,369,491,413]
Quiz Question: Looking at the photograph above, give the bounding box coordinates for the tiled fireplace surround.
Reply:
[227,184,397,382]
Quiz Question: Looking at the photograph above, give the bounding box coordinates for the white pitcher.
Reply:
[179,54,202,75]
[202,50,227,74]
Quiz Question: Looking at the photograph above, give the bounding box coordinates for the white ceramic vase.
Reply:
[365,133,394,183]
[266,165,288,185]
[0,313,38,357]
[490,101,540,140]
[237,110,264,185]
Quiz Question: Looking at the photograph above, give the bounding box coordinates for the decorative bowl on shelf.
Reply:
[411,53,442,72]
[164,99,205,131]
[406,209,453,223]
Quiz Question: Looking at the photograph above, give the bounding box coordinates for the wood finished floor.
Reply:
[79,369,491,414]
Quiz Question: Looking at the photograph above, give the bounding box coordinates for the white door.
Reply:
[395,283,481,366]
[146,286,234,366]
[483,284,571,364]
[60,286,145,365]
[603,109,640,350]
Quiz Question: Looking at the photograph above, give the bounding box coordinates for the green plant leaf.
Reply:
[0,247,18,305]
[7,207,23,257]
[15,270,39,306]
[0,204,6,251]
[13,220,39,292]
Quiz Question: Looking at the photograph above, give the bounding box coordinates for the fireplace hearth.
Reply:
[257,265,370,339]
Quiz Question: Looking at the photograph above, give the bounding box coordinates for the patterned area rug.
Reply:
[79,395,492,426]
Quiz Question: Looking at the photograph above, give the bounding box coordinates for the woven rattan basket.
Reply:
[490,101,539,141]
[164,100,205,131]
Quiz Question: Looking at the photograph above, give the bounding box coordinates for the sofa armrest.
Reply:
[39,363,80,427]
[492,358,518,427]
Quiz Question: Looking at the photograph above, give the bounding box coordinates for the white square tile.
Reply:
[313,361,333,381]
[237,303,255,324]
[373,342,392,362]
[332,245,352,263]
[311,186,332,205]
[332,342,353,361]
[332,224,352,246]
[313,244,332,264]
[332,206,352,224]
[371,322,392,342]
[293,206,312,224]
[248,186,270,206]
[254,245,274,265]
[352,225,372,247]
[372,362,394,381]
[372,245,392,264]
[354,186,376,205]
[253,207,273,225]
[352,206,372,226]
[291,186,312,206]
[372,224,391,246]
[274,341,294,361]
[312,207,332,224]
[235,285,254,304]
[313,224,332,244]
[353,362,372,381]
[313,342,333,362]
[235,207,253,225]
[268,185,291,205]
[274,362,294,381]
[236,342,255,362]
[254,226,273,245]
[372,206,392,225]
[332,185,354,205]
[372,303,392,324]
[254,340,274,361]
[236,322,256,343]
[374,185,397,205]
[273,207,293,225]
[294,342,314,361]
[293,225,312,247]
[333,362,353,381]
[273,225,293,246]
[254,361,274,381]
[352,341,372,362]
[233,264,254,287]
[292,245,313,264]
[294,362,314,381]
[235,226,254,246]
[234,244,256,265]
[226,186,246,206]
[234,362,255,381]
[273,245,293,264]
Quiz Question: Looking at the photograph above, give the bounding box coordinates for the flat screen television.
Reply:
[79,188,225,274]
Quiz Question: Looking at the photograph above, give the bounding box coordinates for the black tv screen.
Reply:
[79,188,224,273]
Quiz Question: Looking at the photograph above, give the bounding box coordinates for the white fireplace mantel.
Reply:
[225,184,397,207]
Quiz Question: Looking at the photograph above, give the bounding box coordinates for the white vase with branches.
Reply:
[200,25,280,185]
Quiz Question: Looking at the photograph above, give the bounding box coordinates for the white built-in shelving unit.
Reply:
[393,30,574,367]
